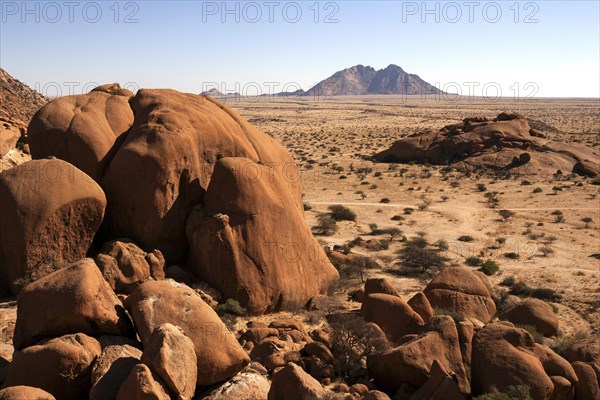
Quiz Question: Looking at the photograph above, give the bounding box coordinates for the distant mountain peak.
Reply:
[305,64,441,97]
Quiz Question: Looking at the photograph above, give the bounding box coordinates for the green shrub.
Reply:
[465,256,483,266]
[404,207,414,215]
[458,235,474,242]
[504,252,520,260]
[480,259,500,275]
[500,276,515,287]
[473,385,532,400]
[216,298,246,316]
[510,281,561,301]
[380,198,391,203]
[216,298,247,331]
[434,307,464,323]
[533,187,543,193]
[328,205,357,221]
[516,324,545,344]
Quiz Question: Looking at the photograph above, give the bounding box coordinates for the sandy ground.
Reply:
[228,95,600,337]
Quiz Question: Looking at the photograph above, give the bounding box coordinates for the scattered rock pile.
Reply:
[374,112,600,177]
[0,69,48,124]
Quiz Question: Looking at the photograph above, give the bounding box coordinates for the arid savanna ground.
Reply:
[224,95,600,337]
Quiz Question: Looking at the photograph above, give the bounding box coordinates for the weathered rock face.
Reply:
[565,336,600,364]
[374,113,600,177]
[408,292,435,322]
[500,298,559,337]
[408,359,465,400]
[0,158,106,293]
[0,118,23,157]
[572,361,600,400]
[360,293,424,342]
[201,369,271,400]
[471,323,577,400]
[4,333,101,400]
[124,279,249,386]
[367,316,469,394]
[0,385,56,400]
[186,157,338,314]
[116,363,170,400]
[141,323,197,400]
[95,239,164,294]
[268,363,327,400]
[423,267,496,323]
[102,89,300,264]
[13,258,134,349]
[28,87,134,182]
[90,344,142,400]
[364,278,400,298]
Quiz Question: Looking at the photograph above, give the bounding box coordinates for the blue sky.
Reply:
[1,1,599,97]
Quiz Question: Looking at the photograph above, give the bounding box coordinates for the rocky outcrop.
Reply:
[374,113,600,177]
[94,239,165,294]
[367,316,469,394]
[424,267,496,323]
[471,322,577,400]
[186,157,338,314]
[124,279,249,386]
[500,298,559,337]
[0,69,48,124]
[268,363,328,400]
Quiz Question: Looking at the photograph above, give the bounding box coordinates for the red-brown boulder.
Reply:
[28,86,134,182]
[116,363,170,400]
[102,90,301,265]
[0,159,106,293]
[186,157,338,314]
[500,298,559,337]
[13,258,133,349]
[4,333,101,400]
[124,279,249,386]
[367,316,469,394]
[0,386,56,400]
[141,323,197,400]
[361,293,425,342]
[424,267,496,323]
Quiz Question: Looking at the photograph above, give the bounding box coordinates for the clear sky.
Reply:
[1,0,599,98]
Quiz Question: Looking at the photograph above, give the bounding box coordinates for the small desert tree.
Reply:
[315,214,338,235]
[581,217,593,228]
[328,314,390,382]
[396,234,449,274]
[496,237,507,248]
